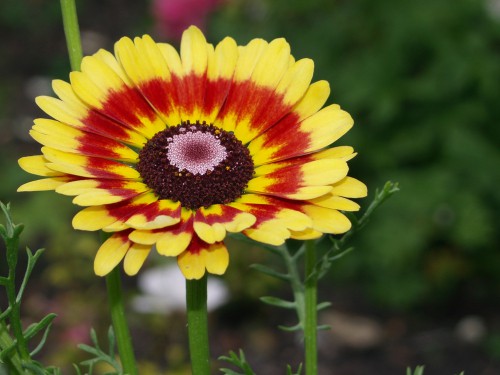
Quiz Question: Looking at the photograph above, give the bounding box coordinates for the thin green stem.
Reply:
[60,0,83,71]
[281,245,306,327]
[0,316,24,374]
[336,181,399,250]
[106,268,138,375]
[304,240,318,375]
[5,233,29,362]
[186,275,211,375]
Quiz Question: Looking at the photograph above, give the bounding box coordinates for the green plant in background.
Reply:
[75,327,122,375]
[220,349,303,375]
[0,201,123,374]
[209,0,500,310]
[251,181,400,333]
[218,181,399,373]
[0,202,58,374]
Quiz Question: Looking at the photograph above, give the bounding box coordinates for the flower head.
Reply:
[18,26,367,279]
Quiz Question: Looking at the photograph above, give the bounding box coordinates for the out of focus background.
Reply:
[1,0,500,374]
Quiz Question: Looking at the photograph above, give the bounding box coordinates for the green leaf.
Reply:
[0,202,25,241]
[77,327,122,375]
[23,313,57,341]
[107,326,116,358]
[0,306,12,320]
[78,343,101,356]
[250,264,290,281]
[219,369,244,375]
[29,314,58,356]
[278,323,303,332]
[316,302,332,311]
[22,362,46,375]
[406,366,425,375]
[0,342,17,361]
[219,349,256,375]
[0,224,6,241]
[90,328,100,349]
[72,364,82,375]
[16,248,45,304]
[260,296,296,309]
[286,363,303,375]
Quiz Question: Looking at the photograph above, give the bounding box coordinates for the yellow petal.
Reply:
[180,26,208,75]
[129,229,166,245]
[18,155,63,177]
[312,146,356,161]
[193,205,256,244]
[157,43,183,78]
[72,205,118,231]
[156,209,193,256]
[72,190,130,206]
[299,105,354,153]
[94,233,131,276]
[157,230,193,256]
[301,205,352,234]
[123,243,151,275]
[125,200,181,230]
[233,38,268,82]
[178,250,206,280]
[275,58,314,106]
[93,48,132,85]
[289,228,323,240]
[208,37,238,81]
[331,177,368,198]
[248,38,290,88]
[308,194,361,211]
[18,177,69,192]
[292,80,331,120]
[204,242,229,275]
[243,222,291,246]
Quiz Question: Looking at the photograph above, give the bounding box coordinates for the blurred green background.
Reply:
[1,0,500,374]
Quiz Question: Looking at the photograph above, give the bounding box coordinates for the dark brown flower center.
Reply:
[137,121,254,210]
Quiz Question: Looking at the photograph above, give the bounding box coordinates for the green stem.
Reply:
[304,240,318,375]
[5,232,29,362]
[0,320,24,374]
[60,0,83,71]
[186,275,211,375]
[106,268,138,375]
[281,246,306,327]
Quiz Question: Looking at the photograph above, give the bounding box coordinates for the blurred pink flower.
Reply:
[153,0,221,41]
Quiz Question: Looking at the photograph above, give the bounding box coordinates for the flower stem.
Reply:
[60,0,83,71]
[186,275,211,375]
[304,240,318,375]
[106,267,138,375]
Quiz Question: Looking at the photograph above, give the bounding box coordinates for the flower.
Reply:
[18,26,367,280]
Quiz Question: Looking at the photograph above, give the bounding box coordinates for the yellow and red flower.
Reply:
[18,26,367,279]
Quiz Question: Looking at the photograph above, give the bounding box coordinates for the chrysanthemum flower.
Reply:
[18,26,367,279]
